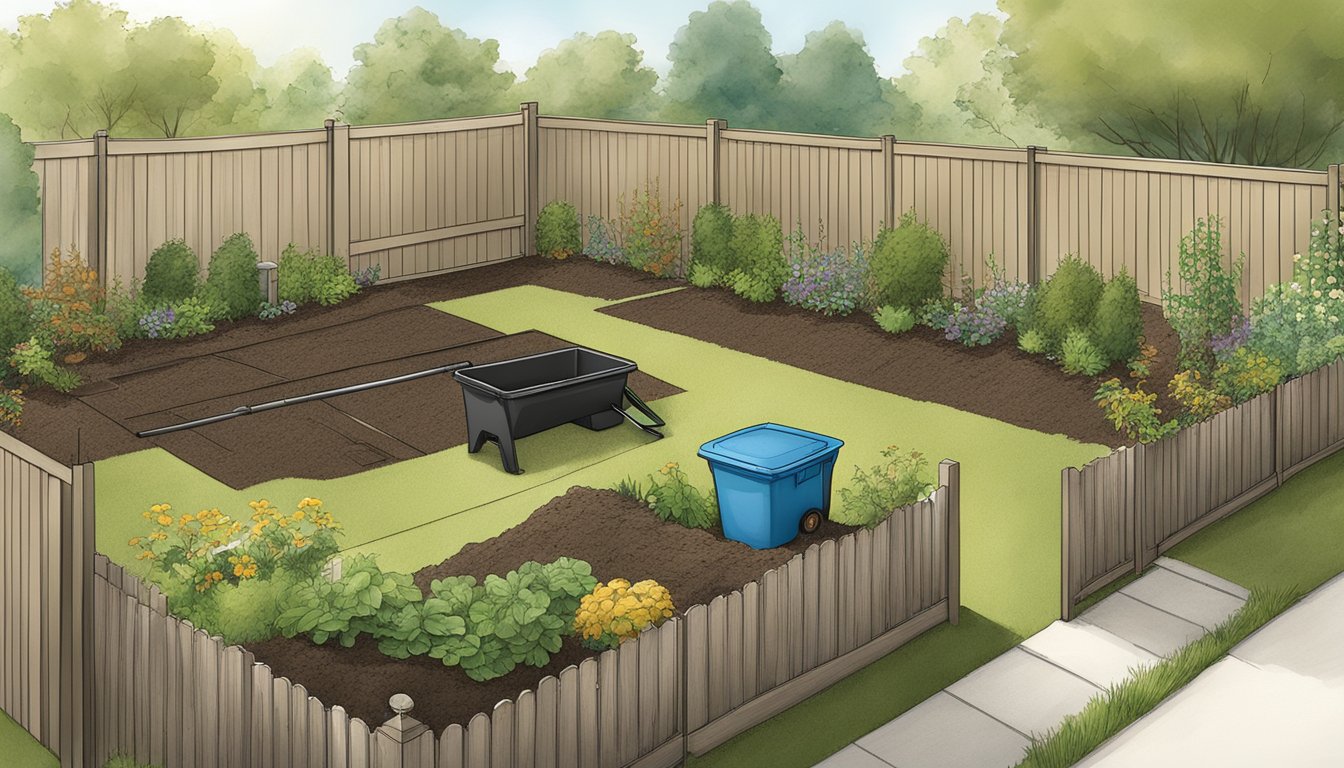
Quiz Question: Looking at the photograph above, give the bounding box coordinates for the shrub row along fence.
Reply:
[2,433,960,768]
[32,105,1344,306]
[1062,358,1344,618]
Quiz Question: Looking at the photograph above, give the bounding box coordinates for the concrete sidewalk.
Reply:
[816,558,1249,768]
[1078,571,1344,767]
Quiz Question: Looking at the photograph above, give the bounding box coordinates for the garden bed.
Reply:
[246,486,855,732]
[602,287,1182,447]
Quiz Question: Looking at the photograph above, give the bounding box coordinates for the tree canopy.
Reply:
[662,1,784,128]
[1001,0,1344,167]
[0,112,40,285]
[511,32,659,121]
[777,22,916,138]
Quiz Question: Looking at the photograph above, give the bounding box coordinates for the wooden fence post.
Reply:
[881,135,896,230]
[521,102,541,257]
[705,118,724,206]
[1060,466,1076,621]
[92,130,109,287]
[1026,145,1043,285]
[59,463,95,768]
[374,694,436,768]
[327,119,351,262]
[1328,163,1341,241]
[938,460,960,626]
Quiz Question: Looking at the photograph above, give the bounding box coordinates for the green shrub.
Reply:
[203,233,262,321]
[8,337,81,392]
[688,262,723,288]
[619,183,685,277]
[837,446,933,528]
[0,267,32,377]
[1093,378,1178,443]
[692,203,735,272]
[1060,329,1108,376]
[869,210,949,310]
[728,269,778,303]
[644,461,719,529]
[315,269,358,306]
[1213,347,1284,404]
[141,239,200,305]
[873,304,915,334]
[1017,328,1048,355]
[163,297,216,338]
[0,386,22,431]
[1163,217,1244,374]
[210,572,295,645]
[1091,270,1144,365]
[276,554,422,647]
[1030,256,1104,351]
[537,201,581,259]
[279,245,358,307]
[729,214,785,301]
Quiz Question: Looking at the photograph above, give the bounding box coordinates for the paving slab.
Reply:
[1233,573,1344,683]
[1020,620,1160,689]
[1076,593,1205,658]
[945,648,1102,738]
[1154,557,1250,599]
[1121,566,1246,630]
[813,745,892,768]
[855,692,1030,768]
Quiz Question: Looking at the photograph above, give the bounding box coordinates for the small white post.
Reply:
[256,261,278,305]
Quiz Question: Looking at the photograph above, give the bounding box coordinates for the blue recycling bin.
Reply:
[698,423,843,549]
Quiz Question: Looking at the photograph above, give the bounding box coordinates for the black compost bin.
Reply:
[452,346,664,474]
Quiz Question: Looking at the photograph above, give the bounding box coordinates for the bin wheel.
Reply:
[799,509,824,535]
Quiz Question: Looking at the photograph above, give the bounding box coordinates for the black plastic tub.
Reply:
[452,347,664,474]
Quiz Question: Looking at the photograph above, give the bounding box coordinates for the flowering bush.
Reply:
[574,579,676,650]
[136,297,215,339]
[837,446,933,528]
[1163,217,1244,373]
[1213,347,1283,404]
[1245,211,1344,375]
[23,247,120,354]
[977,255,1036,329]
[0,387,22,431]
[583,215,625,265]
[917,297,955,330]
[1169,370,1232,425]
[781,230,869,316]
[1211,317,1252,360]
[644,461,718,530]
[1094,378,1178,443]
[619,183,685,277]
[8,337,81,392]
[944,302,1007,346]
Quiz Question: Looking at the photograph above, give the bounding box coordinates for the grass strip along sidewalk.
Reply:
[1014,586,1301,768]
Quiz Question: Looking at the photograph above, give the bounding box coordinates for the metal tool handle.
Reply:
[611,386,665,439]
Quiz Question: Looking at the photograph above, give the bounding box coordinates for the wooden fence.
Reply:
[32,106,1343,305]
[0,431,94,768]
[4,436,959,767]
[1062,358,1344,618]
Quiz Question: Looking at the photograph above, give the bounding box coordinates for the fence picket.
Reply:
[439,723,465,768]
[466,712,491,767]
[514,689,536,768]
[556,666,579,768]
[492,699,515,768]
[577,658,599,768]
[597,649,618,767]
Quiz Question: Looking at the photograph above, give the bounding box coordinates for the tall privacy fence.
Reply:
[2,428,960,768]
[1062,358,1344,619]
[32,105,1344,306]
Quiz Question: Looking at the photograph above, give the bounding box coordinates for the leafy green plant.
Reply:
[258,300,298,320]
[688,262,723,288]
[1168,369,1231,424]
[1016,587,1299,768]
[1091,270,1143,365]
[0,387,22,431]
[1093,378,1178,443]
[837,446,933,528]
[23,247,120,354]
[203,233,263,321]
[583,215,625,265]
[8,337,81,392]
[1163,217,1244,374]
[276,554,422,647]
[537,200,581,260]
[315,270,358,306]
[729,213,785,301]
[691,203,735,273]
[728,268,778,303]
[141,239,200,305]
[611,476,648,500]
[1213,347,1284,403]
[1017,328,1048,355]
[279,244,359,307]
[873,304,915,334]
[0,267,32,378]
[164,297,215,338]
[374,580,476,663]
[209,571,296,644]
[1029,256,1104,352]
[619,182,685,277]
[781,228,870,316]
[1060,329,1107,376]
[644,461,719,530]
[868,210,949,310]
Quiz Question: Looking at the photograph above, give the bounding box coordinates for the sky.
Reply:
[1,0,1002,79]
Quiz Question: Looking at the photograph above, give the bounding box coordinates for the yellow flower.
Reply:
[157,514,173,526]
[128,537,142,547]
[292,511,306,522]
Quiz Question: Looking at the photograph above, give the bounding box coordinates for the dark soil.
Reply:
[247,486,853,732]
[602,288,1182,447]
[16,261,680,485]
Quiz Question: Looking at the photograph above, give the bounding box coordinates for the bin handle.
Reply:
[611,386,665,439]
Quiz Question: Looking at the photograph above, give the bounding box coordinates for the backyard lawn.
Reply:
[94,283,1106,638]
[0,709,57,768]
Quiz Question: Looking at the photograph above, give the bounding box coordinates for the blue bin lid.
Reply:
[698,423,843,477]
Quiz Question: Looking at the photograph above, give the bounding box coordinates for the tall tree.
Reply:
[0,112,41,286]
[1001,0,1344,167]
[124,17,218,138]
[896,14,1070,149]
[190,28,265,135]
[511,32,659,120]
[256,49,341,131]
[777,22,914,137]
[662,1,783,128]
[342,8,515,125]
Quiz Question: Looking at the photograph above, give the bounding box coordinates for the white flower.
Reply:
[1296,313,1305,321]
[1314,290,1323,298]
[1329,276,1338,285]
[1293,253,1302,262]
[1332,289,1343,300]
[1291,282,1302,293]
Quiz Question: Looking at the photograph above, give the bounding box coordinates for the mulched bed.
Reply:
[247,486,854,732]
[602,287,1183,447]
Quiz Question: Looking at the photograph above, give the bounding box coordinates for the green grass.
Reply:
[0,709,57,768]
[689,610,1020,768]
[94,285,1107,637]
[1015,586,1301,768]
[1167,447,1344,593]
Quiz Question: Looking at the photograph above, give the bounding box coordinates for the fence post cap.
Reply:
[256,261,277,270]
[378,692,430,743]
[389,693,414,714]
